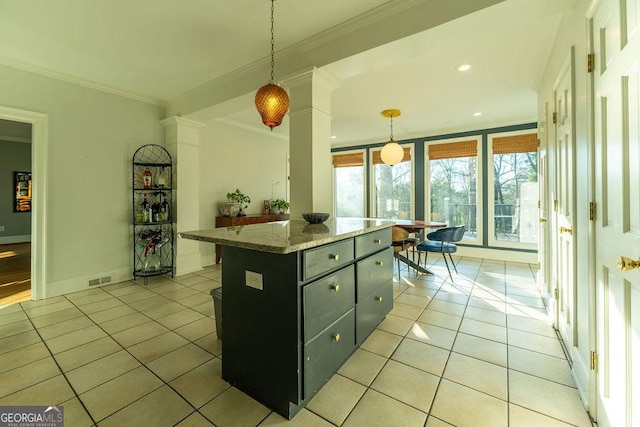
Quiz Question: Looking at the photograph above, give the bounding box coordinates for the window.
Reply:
[371,146,413,219]
[489,132,538,247]
[426,139,481,243]
[333,151,365,217]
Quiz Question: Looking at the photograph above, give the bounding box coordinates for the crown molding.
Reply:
[160,116,206,130]
[0,56,164,106]
[214,117,288,141]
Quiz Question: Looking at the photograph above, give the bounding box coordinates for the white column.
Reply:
[284,67,339,219]
[161,116,205,276]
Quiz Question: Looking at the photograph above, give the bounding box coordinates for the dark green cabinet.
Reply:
[220,227,393,419]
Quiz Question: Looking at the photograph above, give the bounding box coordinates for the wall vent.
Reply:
[88,279,100,286]
[100,276,111,284]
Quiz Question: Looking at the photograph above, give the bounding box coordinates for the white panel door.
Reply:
[591,0,640,425]
[554,52,576,354]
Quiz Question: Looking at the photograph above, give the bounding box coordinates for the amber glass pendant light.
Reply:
[255,0,289,130]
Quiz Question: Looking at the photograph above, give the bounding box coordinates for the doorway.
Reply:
[0,106,47,302]
[0,119,32,305]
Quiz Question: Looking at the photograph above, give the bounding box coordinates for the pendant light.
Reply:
[380,109,404,166]
[255,0,290,130]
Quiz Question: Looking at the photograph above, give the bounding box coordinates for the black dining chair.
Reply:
[416,225,466,280]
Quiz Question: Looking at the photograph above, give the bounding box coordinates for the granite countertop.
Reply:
[179,218,394,254]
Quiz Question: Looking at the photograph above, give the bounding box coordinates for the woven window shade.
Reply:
[493,133,538,154]
[428,140,477,160]
[372,147,411,165]
[332,152,364,168]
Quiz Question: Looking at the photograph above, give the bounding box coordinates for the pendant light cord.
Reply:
[390,115,394,140]
[270,0,275,82]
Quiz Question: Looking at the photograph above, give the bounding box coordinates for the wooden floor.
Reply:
[0,242,31,306]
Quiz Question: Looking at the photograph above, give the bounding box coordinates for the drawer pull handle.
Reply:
[375,261,384,266]
[375,296,383,302]
[374,239,382,244]
[333,333,340,342]
[330,254,340,261]
[331,284,340,292]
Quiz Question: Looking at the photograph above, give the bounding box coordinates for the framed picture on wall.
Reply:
[14,171,32,212]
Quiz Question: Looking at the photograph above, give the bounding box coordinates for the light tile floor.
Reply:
[0,256,595,426]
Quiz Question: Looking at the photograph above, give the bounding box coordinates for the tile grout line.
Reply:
[18,297,99,427]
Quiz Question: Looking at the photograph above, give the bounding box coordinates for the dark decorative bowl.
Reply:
[302,212,330,224]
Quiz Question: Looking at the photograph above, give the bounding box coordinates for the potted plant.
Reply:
[226,189,251,216]
[270,198,290,214]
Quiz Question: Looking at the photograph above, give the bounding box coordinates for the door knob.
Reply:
[617,256,640,271]
[559,226,572,235]
[539,218,547,223]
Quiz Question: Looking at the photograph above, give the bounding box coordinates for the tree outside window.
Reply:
[372,146,412,219]
[427,140,478,240]
[333,152,365,217]
[491,133,538,243]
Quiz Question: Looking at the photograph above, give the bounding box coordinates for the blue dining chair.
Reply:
[416,225,466,280]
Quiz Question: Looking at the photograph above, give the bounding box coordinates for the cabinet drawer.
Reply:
[355,228,392,259]
[302,239,354,281]
[355,246,393,302]
[356,281,393,344]
[303,265,355,341]
[304,308,356,399]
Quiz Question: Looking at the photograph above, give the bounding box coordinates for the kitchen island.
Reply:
[179,218,394,419]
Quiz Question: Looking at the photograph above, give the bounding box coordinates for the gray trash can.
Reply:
[210,288,222,339]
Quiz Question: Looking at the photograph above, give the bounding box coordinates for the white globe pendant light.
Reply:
[380,109,404,166]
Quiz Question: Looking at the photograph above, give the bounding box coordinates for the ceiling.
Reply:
[0,0,574,145]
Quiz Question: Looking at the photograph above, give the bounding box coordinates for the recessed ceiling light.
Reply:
[473,112,482,116]
[331,135,337,139]
[457,64,471,71]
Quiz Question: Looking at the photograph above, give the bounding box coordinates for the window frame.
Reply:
[368,143,415,220]
[487,129,539,250]
[424,136,483,246]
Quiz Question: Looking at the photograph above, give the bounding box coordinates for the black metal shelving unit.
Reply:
[132,144,174,284]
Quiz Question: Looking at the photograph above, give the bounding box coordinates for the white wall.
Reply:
[0,64,165,297]
[536,0,591,404]
[0,140,32,243]
[198,121,289,265]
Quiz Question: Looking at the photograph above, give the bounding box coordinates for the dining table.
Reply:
[393,219,447,275]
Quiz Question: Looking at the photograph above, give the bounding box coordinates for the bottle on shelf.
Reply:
[141,193,151,223]
[157,167,166,188]
[152,195,161,222]
[143,167,152,189]
[160,193,169,221]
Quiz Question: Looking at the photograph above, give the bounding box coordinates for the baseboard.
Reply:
[0,235,31,245]
[571,347,591,411]
[175,252,203,276]
[44,268,132,299]
[455,246,537,263]
[200,253,216,268]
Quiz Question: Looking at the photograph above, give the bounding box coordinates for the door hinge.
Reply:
[554,288,559,300]
[552,112,557,124]
[538,200,541,209]
[537,262,541,270]
[590,351,598,371]
[587,53,595,73]
[537,138,540,148]
[554,199,558,211]
[589,202,596,221]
